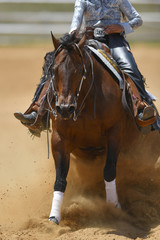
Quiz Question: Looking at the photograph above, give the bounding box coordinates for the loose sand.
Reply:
[0,44,160,240]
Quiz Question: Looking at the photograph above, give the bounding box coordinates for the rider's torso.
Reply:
[84,0,122,27]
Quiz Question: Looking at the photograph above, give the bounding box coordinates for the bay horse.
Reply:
[46,33,130,225]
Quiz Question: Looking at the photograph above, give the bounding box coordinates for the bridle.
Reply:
[74,43,87,100]
[45,42,95,121]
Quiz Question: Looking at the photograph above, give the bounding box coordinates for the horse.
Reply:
[41,32,134,225]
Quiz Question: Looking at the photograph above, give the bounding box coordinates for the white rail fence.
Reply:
[0,0,160,44]
[0,12,159,34]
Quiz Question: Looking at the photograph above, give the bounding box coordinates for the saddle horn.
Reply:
[51,31,60,50]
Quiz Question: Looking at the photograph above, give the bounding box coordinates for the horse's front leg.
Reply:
[104,131,121,208]
[49,131,70,225]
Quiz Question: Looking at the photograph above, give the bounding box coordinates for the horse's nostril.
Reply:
[56,105,61,114]
[56,104,75,118]
[68,106,75,114]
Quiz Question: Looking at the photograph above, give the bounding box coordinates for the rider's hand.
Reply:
[104,24,124,34]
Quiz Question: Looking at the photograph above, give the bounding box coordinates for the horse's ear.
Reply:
[51,31,60,50]
[78,35,86,50]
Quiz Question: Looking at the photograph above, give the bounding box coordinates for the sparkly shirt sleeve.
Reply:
[69,0,85,33]
[120,0,143,34]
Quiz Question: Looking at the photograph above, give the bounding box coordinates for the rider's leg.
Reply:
[14,51,55,125]
[108,34,149,100]
[14,74,48,124]
[14,77,51,137]
[108,34,154,120]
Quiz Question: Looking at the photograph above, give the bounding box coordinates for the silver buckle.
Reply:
[94,28,105,38]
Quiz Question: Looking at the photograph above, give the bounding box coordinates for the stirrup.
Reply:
[136,106,156,127]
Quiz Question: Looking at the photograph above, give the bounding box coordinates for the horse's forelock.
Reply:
[42,32,85,76]
[59,33,84,50]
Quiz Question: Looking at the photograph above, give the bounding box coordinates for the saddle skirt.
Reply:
[87,45,124,89]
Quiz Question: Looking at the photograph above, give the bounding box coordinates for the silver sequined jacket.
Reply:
[70,0,143,34]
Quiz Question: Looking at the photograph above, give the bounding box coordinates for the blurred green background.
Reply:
[0,0,160,46]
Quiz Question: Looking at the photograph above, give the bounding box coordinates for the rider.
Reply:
[14,0,157,133]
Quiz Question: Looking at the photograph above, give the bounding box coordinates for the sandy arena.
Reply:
[0,43,160,240]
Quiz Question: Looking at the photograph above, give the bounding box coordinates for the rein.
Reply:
[74,46,95,120]
[74,43,87,98]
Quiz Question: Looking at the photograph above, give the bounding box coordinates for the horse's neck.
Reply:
[83,50,122,112]
[84,50,107,92]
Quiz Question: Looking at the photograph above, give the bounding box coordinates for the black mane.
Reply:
[59,32,83,49]
[32,51,55,102]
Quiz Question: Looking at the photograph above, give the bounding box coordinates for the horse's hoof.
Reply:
[49,216,59,225]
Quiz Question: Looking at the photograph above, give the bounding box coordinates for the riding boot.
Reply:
[14,111,37,124]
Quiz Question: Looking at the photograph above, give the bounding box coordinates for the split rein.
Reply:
[43,43,95,122]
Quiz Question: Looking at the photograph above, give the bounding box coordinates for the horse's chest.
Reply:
[63,122,107,146]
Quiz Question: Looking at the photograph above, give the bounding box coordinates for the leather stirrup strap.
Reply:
[121,72,134,119]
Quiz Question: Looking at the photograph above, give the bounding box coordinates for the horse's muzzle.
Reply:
[56,103,75,120]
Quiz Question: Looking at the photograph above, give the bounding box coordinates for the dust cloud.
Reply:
[0,45,160,240]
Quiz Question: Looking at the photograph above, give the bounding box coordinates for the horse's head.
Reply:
[51,33,86,120]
